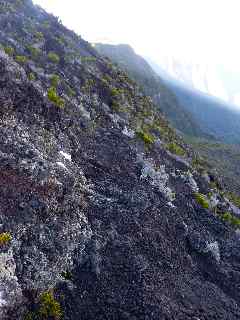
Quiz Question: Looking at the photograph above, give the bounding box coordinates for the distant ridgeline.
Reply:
[95,43,240,144]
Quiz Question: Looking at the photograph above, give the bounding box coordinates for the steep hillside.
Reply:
[96,43,240,144]
[95,43,240,197]
[1,1,240,319]
[185,136,240,196]
[95,44,206,138]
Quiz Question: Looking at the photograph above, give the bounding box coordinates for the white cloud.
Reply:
[33,0,240,66]
[33,0,240,106]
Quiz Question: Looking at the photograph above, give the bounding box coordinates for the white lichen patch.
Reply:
[229,202,240,216]
[0,250,22,315]
[181,171,199,192]
[204,241,220,263]
[78,104,91,120]
[122,126,135,138]
[209,194,219,208]
[56,161,68,170]
[167,201,176,208]
[59,151,72,161]
[138,155,175,201]
[0,291,6,307]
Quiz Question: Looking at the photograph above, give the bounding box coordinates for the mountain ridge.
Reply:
[96,43,208,139]
[96,43,240,144]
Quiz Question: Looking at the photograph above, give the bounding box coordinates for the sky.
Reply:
[33,0,240,106]
[32,0,240,67]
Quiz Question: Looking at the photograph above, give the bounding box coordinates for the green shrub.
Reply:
[136,129,155,145]
[167,142,186,156]
[226,192,240,208]
[39,291,62,319]
[15,55,27,64]
[4,46,14,56]
[47,87,64,108]
[48,52,60,64]
[60,270,72,280]
[101,74,112,85]
[27,46,41,59]
[35,31,44,40]
[28,73,35,81]
[0,232,12,246]
[111,87,124,97]
[231,216,240,227]
[50,74,60,87]
[221,212,240,227]
[221,212,232,223]
[55,36,65,46]
[110,100,121,112]
[194,193,209,209]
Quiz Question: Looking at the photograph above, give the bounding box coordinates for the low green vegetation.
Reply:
[194,193,209,209]
[15,55,27,64]
[101,74,112,86]
[50,74,60,87]
[47,87,64,108]
[111,87,124,97]
[0,232,12,246]
[27,45,42,59]
[60,270,72,280]
[111,101,121,112]
[136,129,155,145]
[187,136,240,197]
[226,192,240,208]
[221,212,240,228]
[4,46,14,56]
[48,52,60,64]
[55,36,65,46]
[35,31,44,40]
[39,291,62,319]
[28,73,36,81]
[167,142,186,156]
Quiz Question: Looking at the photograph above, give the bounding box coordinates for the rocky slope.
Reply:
[95,43,240,198]
[1,1,240,319]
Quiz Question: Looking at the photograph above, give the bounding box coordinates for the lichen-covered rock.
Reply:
[0,1,239,319]
[0,250,23,319]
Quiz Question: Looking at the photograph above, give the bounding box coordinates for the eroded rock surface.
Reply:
[0,1,240,319]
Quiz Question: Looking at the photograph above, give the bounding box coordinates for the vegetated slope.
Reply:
[1,1,240,319]
[185,136,240,196]
[95,43,207,138]
[96,43,240,144]
[95,43,240,200]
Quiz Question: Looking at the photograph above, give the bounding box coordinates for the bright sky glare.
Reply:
[33,0,240,70]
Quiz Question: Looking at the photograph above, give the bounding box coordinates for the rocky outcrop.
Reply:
[0,1,240,319]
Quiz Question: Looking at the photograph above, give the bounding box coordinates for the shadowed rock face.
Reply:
[0,1,240,319]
